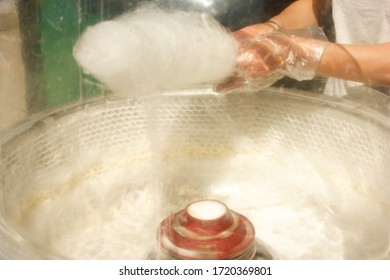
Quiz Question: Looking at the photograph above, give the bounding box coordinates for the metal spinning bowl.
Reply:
[0,87,389,259]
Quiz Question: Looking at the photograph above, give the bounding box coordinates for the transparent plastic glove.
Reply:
[216,28,328,93]
[233,22,278,40]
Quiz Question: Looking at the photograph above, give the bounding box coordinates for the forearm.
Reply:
[317,42,390,86]
[270,0,318,30]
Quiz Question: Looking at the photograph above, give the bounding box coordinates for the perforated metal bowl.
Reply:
[1,87,389,259]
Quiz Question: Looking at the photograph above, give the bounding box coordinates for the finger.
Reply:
[236,44,284,77]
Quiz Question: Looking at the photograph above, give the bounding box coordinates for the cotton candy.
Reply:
[73,6,237,96]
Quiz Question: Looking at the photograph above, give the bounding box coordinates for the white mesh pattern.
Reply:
[1,91,389,204]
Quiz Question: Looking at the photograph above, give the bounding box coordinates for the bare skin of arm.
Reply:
[236,0,318,36]
[221,0,390,89]
[269,0,318,30]
[317,43,390,87]
[271,0,390,87]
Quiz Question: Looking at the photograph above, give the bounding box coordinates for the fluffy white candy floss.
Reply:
[73,7,237,96]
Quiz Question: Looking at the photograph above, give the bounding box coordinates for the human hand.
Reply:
[216,29,328,93]
[215,32,287,93]
[233,22,280,40]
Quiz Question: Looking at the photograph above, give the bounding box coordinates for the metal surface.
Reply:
[0,87,389,259]
[156,199,257,260]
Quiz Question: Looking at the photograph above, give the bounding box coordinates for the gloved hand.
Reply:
[216,28,329,93]
[232,22,279,40]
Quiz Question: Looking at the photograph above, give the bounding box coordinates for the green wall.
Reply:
[39,0,105,109]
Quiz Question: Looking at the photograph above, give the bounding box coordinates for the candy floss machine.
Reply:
[0,87,390,259]
[1,0,390,260]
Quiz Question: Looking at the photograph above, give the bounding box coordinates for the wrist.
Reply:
[267,17,283,31]
[284,36,329,80]
[265,20,281,31]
